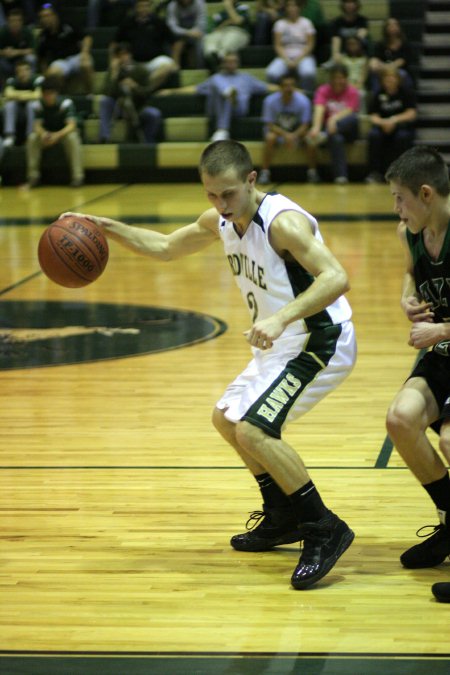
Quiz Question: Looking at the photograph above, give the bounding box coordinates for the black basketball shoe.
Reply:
[230,505,301,552]
[291,511,354,590]
[432,582,450,603]
[400,524,450,569]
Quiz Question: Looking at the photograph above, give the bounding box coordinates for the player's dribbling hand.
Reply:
[402,296,434,323]
[61,210,92,219]
[60,211,103,228]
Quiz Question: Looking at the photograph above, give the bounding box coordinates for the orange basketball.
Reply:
[38,215,109,288]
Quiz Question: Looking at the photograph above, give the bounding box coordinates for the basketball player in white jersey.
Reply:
[65,140,357,589]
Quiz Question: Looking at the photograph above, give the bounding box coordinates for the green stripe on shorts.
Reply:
[242,325,343,438]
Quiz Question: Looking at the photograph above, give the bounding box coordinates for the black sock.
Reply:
[288,480,328,523]
[423,472,450,524]
[255,473,291,509]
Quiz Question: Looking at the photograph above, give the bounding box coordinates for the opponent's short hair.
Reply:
[385,146,450,197]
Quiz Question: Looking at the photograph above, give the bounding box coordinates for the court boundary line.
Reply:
[0,465,410,470]
[1,649,449,658]
[0,271,42,297]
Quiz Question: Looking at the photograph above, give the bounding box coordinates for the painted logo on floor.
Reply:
[0,301,227,370]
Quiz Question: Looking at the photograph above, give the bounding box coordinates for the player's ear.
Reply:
[247,170,258,188]
[420,184,433,202]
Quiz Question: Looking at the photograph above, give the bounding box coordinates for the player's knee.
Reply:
[386,403,415,440]
[211,406,226,433]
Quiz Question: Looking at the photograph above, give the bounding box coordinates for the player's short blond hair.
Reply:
[199,140,253,182]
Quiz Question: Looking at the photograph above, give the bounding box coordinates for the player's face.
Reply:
[390,181,429,233]
[202,168,255,222]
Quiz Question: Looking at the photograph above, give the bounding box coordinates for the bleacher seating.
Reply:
[0,0,425,184]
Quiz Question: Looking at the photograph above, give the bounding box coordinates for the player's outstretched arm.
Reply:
[60,209,219,261]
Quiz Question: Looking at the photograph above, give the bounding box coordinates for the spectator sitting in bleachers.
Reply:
[368,17,414,94]
[25,75,85,188]
[2,58,43,147]
[112,0,178,91]
[266,0,317,96]
[166,0,206,68]
[258,72,311,184]
[0,8,36,86]
[305,62,360,184]
[336,35,368,110]
[87,0,136,30]
[0,0,36,27]
[329,0,370,64]
[158,51,277,141]
[202,0,252,73]
[302,0,329,64]
[252,0,284,47]
[365,66,417,184]
[98,42,162,143]
[36,3,95,94]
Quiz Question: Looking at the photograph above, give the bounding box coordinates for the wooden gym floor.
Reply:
[0,180,449,675]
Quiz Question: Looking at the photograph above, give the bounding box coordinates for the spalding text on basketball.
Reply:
[69,220,109,261]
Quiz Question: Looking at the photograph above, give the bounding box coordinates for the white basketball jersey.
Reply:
[218,192,352,337]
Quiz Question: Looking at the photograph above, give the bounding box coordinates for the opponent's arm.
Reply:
[245,211,349,348]
[61,209,220,261]
[409,321,450,349]
[397,221,434,322]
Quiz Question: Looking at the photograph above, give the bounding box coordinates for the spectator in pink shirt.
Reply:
[305,62,359,183]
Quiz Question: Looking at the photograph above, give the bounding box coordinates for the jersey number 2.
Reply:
[247,292,258,322]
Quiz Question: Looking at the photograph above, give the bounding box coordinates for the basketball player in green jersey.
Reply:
[64,140,356,590]
[384,146,450,602]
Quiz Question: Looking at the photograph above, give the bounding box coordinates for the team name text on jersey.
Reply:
[227,254,267,289]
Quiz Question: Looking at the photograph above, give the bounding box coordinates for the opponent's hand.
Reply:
[402,296,434,323]
[408,321,442,349]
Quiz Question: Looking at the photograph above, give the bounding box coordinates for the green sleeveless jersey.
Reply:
[406,224,450,356]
